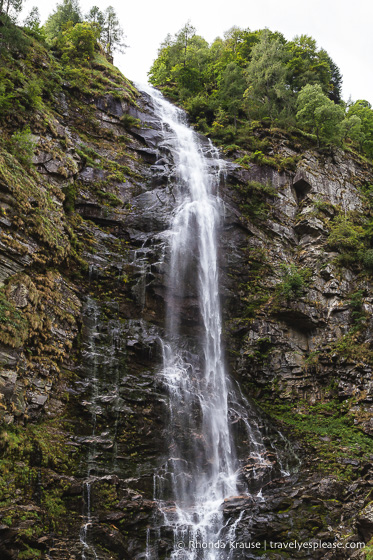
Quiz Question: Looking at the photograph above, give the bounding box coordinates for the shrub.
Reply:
[233,180,277,222]
[119,114,141,129]
[277,264,311,299]
[349,289,365,328]
[60,22,99,64]
[0,81,15,113]
[327,215,365,253]
[362,248,373,270]
[21,77,43,109]
[0,13,30,54]
[7,127,35,167]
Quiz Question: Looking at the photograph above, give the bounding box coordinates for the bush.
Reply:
[60,22,99,64]
[119,114,141,129]
[362,248,373,270]
[327,215,365,253]
[233,180,277,222]
[21,77,43,109]
[349,290,365,328]
[7,127,35,167]
[277,264,311,299]
[0,13,30,54]
[0,81,15,113]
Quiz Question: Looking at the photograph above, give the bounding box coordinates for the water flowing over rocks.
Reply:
[0,61,372,560]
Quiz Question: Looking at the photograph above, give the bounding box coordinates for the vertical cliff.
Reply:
[0,28,372,560]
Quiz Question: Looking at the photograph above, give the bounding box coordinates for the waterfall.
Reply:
[71,85,298,560]
[76,298,125,559]
[139,85,283,560]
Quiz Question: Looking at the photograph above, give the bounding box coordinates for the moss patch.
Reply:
[260,399,373,480]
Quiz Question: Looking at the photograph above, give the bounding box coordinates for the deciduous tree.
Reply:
[44,0,81,43]
[0,0,22,21]
[296,84,344,146]
[348,100,373,157]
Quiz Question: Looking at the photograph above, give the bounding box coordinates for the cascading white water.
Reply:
[138,85,299,560]
[139,85,240,559]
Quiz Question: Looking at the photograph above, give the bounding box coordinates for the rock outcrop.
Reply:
[0,41,372,560]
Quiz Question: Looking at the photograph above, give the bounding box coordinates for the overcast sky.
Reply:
[21,0,372,105]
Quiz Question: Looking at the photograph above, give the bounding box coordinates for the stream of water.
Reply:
[139,86,295,560]
[75,86,297,560]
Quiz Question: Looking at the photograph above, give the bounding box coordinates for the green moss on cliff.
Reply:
[233,180,278,223]
[0,148,69,260]
[0,419,76,534]
[261,399,372,480]
[0,287,29,347]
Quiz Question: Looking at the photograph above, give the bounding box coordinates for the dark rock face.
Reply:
[0,59,372,560]
[220,150,373,425]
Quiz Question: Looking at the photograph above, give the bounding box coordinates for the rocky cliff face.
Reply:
[0,43,372,560]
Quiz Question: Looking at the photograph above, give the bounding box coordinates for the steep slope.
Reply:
[0,28,372,560]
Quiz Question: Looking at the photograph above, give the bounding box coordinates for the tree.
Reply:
[325,54,342,103]
[101,6,126,56]
[176,21,196,68]
[60,21,99,63]
[44,0,81,43]
[218,62,246,129]
[24,5,39,26]
[86,5,105,28]
[23,6,45,41]
[340,114,362,143]
[244,30,291,122]
[148,23,209,99]
[0,0,22,21]
[85,5,105,41]
[347,100,373,157]
[222,26,260,64]
[285,35,331,94]
[296,84,344,146]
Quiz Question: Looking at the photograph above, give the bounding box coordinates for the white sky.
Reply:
[21,0,372,105]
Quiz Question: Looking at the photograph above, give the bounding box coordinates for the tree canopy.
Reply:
[148,22,373,159]
[296,84,344,146]
[148,24,343,132]
[0,0,23,21]
[44,0,82,42]
[43,0,125,57]
[244,30,290,122]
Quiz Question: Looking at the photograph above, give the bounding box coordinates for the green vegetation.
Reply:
[149,23,373,160]
[233,179,278,221]
[6,127,35,166]
[45,0,125,56]
[0,148,69,258]
[276,263,312,299]
[0,6,372,554]
[0,287,29,347]
[321,189,373,271]
[44,0,81,41]
[59,21,99,63]
[239,245,272,318]
[296,84,344,146]
[327,214,365,254]
[0,0,23,22]
[0,420,75,536]
[262,399,372,480]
